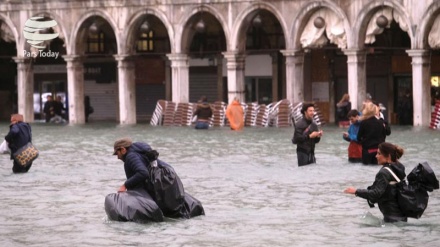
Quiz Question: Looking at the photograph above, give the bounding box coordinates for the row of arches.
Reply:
[2,1,440,55]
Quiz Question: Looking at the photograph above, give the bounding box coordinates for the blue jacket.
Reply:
[343,120,360,142]
[123,142,152,190]
[5,122,32,159]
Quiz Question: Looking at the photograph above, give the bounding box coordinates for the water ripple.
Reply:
[0,123,439,246]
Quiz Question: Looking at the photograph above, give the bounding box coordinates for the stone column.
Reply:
[63,55,85,124]
[271,52,279,102]
[223,51,245,103]
[407,49,431,127]
[114,55,136,124]
[281,50,304,104]
[344,49,367,111]
[13,57,34,122]
[164,58,172,101]
[166,53,189,103]
[216,54,224,101]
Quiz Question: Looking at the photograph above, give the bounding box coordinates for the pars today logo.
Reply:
[23,16,60,59]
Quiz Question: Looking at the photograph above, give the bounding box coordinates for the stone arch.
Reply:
[352,0,414,49]
[291,1,351,50]
[231,2,289,52]
[70,9,119,55]
[417,1,440,49]
[123,8,175,54]
[177,4,230,54]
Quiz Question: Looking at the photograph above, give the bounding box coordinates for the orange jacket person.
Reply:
[226,98,244,131]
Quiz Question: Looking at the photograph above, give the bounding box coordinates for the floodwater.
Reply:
[0,122,439,247]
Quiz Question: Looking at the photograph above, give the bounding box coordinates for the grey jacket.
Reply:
[292,117,320,153]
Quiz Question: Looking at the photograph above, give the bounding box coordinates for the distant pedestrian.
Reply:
[193,96,213,129]
[374,101,391,138]
[342,109,362,163]
[84,96,94,123]
[43,95,56,123]
[50,95,67,124]
[226,97,244,131]
[397,89,413,125]
[292,102,323,166]
[336,94,351,128]
[54,95,67,119]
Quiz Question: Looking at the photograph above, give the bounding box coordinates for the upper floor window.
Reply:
[137,30,154,52]
[87,32,105,53]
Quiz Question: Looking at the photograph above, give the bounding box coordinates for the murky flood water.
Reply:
[0,122,439,247]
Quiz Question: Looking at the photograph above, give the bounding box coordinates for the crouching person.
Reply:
[108,138,204,221]
[105,138,163,222]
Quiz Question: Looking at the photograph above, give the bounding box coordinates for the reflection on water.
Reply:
[0,123,439,246]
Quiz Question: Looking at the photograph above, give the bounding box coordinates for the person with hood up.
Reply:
[344,142,407,223]
[193,96,213,129]
[225,97,244,131]
[292,102,323,166]
[5,114,34,173]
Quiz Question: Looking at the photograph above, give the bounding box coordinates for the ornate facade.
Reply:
[1,0,439,126]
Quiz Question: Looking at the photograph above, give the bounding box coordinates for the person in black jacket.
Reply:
[292,102,323,166]
[344,142,407,223]
[84,95,94,123]
[4,114,34,173]
[43,95,56,122]
[112,138,203,219]
[357,102,389,165]
[113,138,151,192]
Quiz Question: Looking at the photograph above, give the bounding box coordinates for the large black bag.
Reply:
[394,180,429,219]
[182,192,205,218]
[104,187,164,222]
[385,162,439,219]
[407,162,440,192]
[149,159,186,217]
[144,150,204,219]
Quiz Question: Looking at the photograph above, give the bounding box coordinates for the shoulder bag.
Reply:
[13,142,39,167]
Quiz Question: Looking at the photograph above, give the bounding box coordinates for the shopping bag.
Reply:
[0,140,10,154]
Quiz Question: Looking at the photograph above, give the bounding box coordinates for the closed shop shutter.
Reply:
[84,81,118,121]
[189,67,218,103]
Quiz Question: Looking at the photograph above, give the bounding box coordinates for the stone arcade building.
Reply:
[1,0,440,126]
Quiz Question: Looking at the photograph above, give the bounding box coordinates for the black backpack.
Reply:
[385,162,439,219]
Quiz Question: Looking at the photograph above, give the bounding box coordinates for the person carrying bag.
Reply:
[5,114,38,173]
